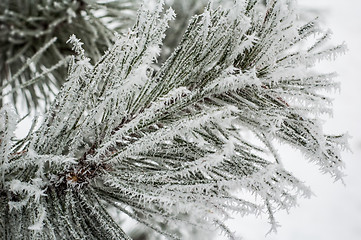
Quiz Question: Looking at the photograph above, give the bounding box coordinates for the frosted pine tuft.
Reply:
[0,0,347,239]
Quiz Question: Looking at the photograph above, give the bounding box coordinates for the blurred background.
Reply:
[221,0,361,239]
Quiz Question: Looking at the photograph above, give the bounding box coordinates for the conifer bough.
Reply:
[0,0,347,239]
[0,0,137,110]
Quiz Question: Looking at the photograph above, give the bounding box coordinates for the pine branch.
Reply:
[0,0,347,239]
[0,0,139,110]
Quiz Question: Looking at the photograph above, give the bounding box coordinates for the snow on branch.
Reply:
[0,0,347,239]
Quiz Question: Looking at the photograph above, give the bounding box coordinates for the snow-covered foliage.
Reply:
[0,0,139,110]
[0,0,347,239]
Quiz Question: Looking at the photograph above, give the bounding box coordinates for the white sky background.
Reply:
[220,0,361,239]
